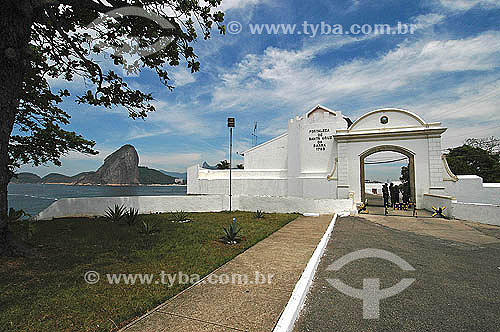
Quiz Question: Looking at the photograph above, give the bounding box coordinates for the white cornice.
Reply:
[334,127,447,141]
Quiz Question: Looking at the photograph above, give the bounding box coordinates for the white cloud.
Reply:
[212,30,500,112]
[411,13,446,29]
[208,29,500,148]
[442,124,500,148]
[412,81,500,122]
[61,146,115,162]
[438,0,500,11]
[126,127,172,140]
[148,100,217,137]
[171,67,196,86]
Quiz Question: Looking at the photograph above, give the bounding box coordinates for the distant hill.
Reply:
[75,145,139,185]
[10,168,175,185]
[160,171,187,180]
[10,172,42,184]
[41,173,75,183]
[138,167,175,185]
[10,145,180,186]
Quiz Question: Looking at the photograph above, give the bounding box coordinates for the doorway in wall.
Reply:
[360,145,416,210]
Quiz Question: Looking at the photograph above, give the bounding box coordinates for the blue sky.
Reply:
[20,0,500,180]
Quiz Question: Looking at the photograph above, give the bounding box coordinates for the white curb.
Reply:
[273,213,339,332]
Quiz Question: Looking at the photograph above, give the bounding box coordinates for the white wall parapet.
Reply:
[444,175,500,205]
[423,193,500,226]
[35,194,354,221]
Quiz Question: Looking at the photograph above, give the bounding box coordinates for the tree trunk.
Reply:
[0,1,33,256]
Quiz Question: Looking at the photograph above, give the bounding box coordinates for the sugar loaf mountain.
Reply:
[11,145,182,185]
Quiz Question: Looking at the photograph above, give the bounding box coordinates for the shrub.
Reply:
[104,204,127,222]
[125,208,139,226]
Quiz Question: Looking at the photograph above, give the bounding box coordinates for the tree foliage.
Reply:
[7,0,224,177]
[446,144,500,183]
[216,160,230,169]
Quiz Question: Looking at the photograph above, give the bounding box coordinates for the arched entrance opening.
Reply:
[360,145,416,205]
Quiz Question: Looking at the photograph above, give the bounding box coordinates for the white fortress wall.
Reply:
[244,133,288,169]
[452,202,500,227]
[35,194,354,220]
[187,165,288,196]
[365,183,383,194]
[444,175,500,205]
[36,195,227,220]
[187,105,500,224]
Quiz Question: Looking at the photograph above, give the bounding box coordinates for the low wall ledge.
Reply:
[423,193,456,200]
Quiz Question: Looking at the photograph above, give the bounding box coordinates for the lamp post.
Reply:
[227,117,235,212]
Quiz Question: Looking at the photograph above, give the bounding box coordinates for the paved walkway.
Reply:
[120,214,333,332]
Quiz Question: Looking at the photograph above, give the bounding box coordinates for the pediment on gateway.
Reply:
[348,109,431,131]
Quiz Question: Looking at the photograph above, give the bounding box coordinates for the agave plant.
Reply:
[222,218,242,244]
[125,208,139,226]
[254,210,265,219]
[104,204,127,222]
[5,208,26,223]
[171,210,190,223]
[139,220,159,235]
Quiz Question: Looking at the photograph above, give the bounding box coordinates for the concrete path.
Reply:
[119,214,333,332]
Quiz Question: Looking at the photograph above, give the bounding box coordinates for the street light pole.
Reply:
[227,118,235,212]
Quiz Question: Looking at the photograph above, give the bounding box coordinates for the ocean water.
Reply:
[7,183,187,217]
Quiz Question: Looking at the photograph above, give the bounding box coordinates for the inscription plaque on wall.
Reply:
[308,128,334,151]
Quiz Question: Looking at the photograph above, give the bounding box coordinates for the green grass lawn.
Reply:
[0,211,299,332]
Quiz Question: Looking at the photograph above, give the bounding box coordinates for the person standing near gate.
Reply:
[394,185,400,205]
[382,183,389,207]
[389,183,395,207]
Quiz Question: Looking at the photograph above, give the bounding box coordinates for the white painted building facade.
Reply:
[188,105,456,209]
